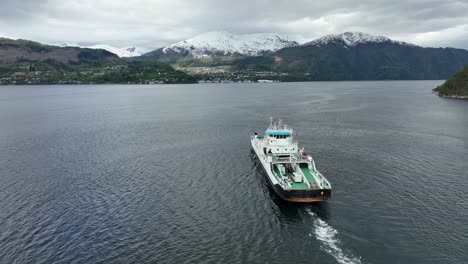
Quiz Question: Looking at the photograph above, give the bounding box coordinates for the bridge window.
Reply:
[271,134,292,138]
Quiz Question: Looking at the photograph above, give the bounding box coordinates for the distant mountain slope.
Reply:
[0,37,119,63]
[141,31,298,60]
[433,66,468,99]
[0,37,196,85]
[60,43,145,57]
[233,32,468,80]
[303,32,414,47]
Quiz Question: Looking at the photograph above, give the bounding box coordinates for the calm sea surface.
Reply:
[0,81,467,264]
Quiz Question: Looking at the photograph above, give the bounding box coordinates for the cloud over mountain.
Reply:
[1,0,468,50]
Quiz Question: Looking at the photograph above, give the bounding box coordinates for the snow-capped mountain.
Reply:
[161,31,298,57]
[303,32,416,47]
[59,43,144,57]
[86,45,145,57]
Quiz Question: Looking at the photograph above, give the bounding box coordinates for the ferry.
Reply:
[251,118,331,202]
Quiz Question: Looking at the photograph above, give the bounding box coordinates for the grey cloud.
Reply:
[0,0,467,50]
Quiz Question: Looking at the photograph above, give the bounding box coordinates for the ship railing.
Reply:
[272,154,309,163]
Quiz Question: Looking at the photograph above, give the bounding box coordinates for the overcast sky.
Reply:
[1,0,468,51]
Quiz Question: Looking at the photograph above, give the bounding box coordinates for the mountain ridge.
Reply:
[303,32,415,47]
[235,41,468,80]
[135,31,468,81]
[144,31,298,58]
[59,43,145,57]
[3,31,468,84]
[0,37,119,63]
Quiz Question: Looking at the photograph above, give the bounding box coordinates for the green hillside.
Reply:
[433,67,468,99]
[233,43,468,81]
[0,38,196,85]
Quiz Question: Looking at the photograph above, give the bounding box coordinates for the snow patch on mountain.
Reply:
[162,31,298,57]
[87,45,145,57]
[59,43,144,57]
[303,32,416,47]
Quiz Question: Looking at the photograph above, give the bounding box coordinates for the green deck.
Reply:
[272,165,285,181]
[299,163,317,184]
[290,182,309,190]
[273,164,311,190]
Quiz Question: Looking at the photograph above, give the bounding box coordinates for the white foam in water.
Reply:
[307,209,362,264]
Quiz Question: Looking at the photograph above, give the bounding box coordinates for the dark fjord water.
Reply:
[0,81,467,264]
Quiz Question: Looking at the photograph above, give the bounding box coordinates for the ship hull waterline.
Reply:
[252,149,331,203]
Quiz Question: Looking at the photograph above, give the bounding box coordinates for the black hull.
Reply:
[253,150,331,203]
[272,182,331,202]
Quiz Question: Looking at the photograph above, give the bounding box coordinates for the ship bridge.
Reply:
[265,118,293,139]
[265,130,293,137]
[263,118,298,155]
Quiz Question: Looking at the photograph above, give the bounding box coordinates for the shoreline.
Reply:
[437,94,468,100]
[1,79,447,86]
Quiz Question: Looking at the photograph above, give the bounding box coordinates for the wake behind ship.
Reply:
[251,119,331,202]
